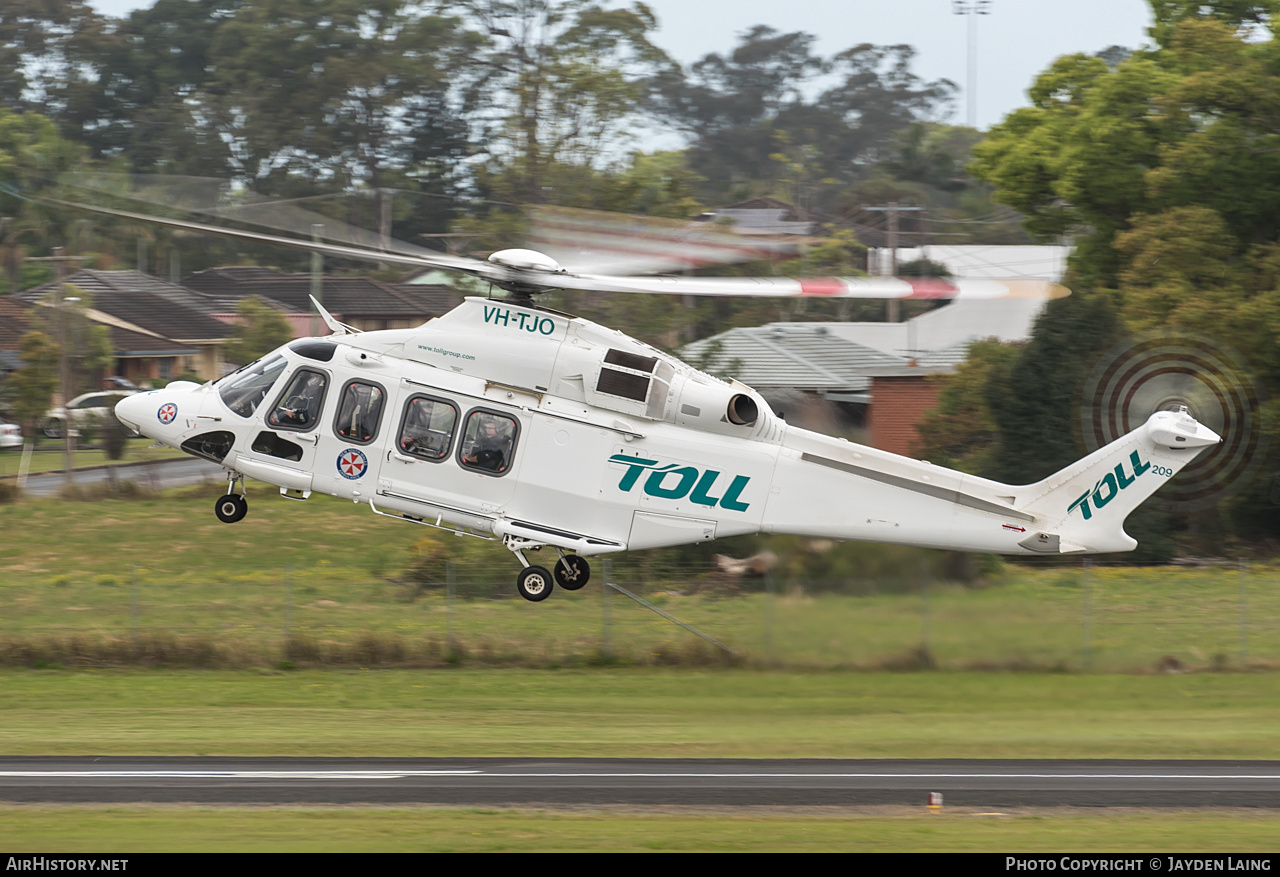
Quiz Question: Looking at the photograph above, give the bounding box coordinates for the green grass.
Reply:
[1,483,1279,671]
[3,669,1279,758]
[5,806,1279,852]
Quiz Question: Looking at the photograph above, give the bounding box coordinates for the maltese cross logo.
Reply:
[337,448,368,480]
[157,403,178,424]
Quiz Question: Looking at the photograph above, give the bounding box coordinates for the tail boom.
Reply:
[759,409,1219,556]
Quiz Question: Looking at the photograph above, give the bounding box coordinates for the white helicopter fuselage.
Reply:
[115,297,1221,569]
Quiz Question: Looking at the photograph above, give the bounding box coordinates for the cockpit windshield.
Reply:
[218,354,287,418]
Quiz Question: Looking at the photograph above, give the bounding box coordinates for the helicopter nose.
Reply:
[114,393,154,436]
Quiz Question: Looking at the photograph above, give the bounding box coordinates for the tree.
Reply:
[0,0,101,114]
[223,297,294,366]
[915,339,1020,477]
[444,0,676,203]
[10,330,58,438]
[0,110,89,283]
[654,28,955,208]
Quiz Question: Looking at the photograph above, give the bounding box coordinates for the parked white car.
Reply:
[42,391,140,439]
[0,422,22,449]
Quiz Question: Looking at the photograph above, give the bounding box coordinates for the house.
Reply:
[16,270,232,384]
[680,296,1048,457]
[182,267,462,334]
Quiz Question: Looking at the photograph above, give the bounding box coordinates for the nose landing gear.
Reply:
[215,473,248,523]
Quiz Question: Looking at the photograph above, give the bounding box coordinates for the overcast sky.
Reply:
[87,0,1155,132]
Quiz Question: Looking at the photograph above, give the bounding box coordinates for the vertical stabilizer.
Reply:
[1015,408,1219,553]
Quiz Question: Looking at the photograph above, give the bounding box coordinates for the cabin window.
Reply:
[334,380,386,445]
[397,395,458,461]
[458,409,519,476]
[251,431,304,462]
[219,354,287,418]
[266,368,329,432]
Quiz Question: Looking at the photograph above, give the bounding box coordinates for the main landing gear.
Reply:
[504,537,591,602]
[214,473,248,524]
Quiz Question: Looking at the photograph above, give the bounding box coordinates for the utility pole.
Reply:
[30,248,87,488]
[863,203,924,322]
[310,224,323,337]
[953,1,993,129]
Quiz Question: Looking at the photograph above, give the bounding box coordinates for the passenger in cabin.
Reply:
[463,414,513,473]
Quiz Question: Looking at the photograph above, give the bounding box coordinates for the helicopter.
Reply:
[33,186,1222,602]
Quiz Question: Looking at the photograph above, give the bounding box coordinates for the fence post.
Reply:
[1081,557,1093,671]
[130,565,138,649]
[764,569,774,666]
[446,560,455,659]
[1239,557,1249,665]
[602,558,612,661]
[920,558,931,661]
[283,564,292,658]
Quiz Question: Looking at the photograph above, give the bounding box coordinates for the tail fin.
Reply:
[1016,408,1219,554]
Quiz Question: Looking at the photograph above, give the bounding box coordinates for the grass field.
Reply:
[3,669,1279,758]
[5,806,1279,852]
[3,668,1280,850]
[4,488,1280,850]
[0,487,1277,671]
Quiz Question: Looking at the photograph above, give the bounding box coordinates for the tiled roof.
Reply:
[183,267,461,318]
[0,297,33,349]
[677,296,1048,391]
[17,270,232,343]
[681,323,907,392]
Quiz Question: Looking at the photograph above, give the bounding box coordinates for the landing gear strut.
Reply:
[215,473,248,524]
[503,537,592,602]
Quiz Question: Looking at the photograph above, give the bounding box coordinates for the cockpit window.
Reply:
[267,368,329,432]
[218,354,287,418]
[288,340,337,362]
[335,380,385,444]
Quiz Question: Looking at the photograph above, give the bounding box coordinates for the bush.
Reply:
[100,394,130,460]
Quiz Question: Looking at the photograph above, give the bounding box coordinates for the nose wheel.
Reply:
[215,473,248,523]
[214,494,247,523]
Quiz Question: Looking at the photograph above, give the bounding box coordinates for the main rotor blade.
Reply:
[62,173,448,261]
[23,189,511,281]
[542,273,1070,301]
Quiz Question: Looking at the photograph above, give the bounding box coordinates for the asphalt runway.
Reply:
[2,758,1279,807]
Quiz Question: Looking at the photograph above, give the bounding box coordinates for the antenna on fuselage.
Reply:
[309,294,361,336]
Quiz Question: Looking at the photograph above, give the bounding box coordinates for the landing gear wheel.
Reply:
[516,566,554,602]
[553,556,591,590]
[214,493,247,523]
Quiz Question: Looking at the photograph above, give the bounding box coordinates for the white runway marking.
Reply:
[2,770,1279,781]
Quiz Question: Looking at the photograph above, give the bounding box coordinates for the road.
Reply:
[14,457,224,498]
[2,758,1279,807]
